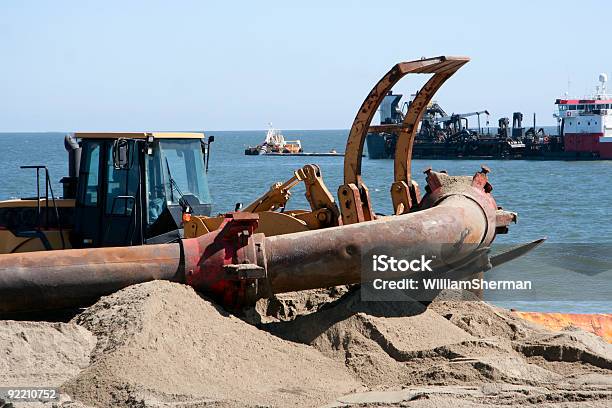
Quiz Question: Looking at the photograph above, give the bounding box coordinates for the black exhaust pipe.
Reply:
[60,133,81,199]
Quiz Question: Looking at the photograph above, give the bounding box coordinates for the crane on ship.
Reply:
[438,110,490,134]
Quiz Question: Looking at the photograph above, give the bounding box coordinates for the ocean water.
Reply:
[1,130,610,313]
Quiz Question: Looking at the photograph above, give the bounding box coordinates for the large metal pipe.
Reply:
[0,170,507,314]
[0,244,182,313]
[266,194,488,294]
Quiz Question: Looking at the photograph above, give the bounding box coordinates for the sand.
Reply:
[0,321,95,388]
[0,282,610,407]
[263,287,612,404]
[62,281,360,407]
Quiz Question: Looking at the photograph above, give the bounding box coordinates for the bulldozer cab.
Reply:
[70,132,213,247]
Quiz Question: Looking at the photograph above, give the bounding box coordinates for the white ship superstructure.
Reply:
[555,74,612,159]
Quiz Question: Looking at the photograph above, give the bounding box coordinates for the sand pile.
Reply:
[1,282,610,407]
[62,281,360,407]
[265,290,477,386]
[264,288,612,404]
[516,328,612,369]
[429,294,538,340]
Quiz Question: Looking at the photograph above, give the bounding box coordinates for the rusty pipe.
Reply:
[0,170,506,314]
[265,169,503,294]
[178,169,500,308]
[266,194,489,293]
[0,244,182,313]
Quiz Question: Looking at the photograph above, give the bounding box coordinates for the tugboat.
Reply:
[245,125,303,155]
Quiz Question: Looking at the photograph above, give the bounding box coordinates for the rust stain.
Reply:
[514,311,612,343]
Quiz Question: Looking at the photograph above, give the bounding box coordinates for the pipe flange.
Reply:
[418,169,499,247]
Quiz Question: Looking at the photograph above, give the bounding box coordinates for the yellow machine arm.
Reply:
[185,164,340,238]
[243,164,340,227]
[242,171,303,213]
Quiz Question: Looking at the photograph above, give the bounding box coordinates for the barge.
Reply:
[367,74,612,160]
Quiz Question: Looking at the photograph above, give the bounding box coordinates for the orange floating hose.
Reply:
[514,311,612,343]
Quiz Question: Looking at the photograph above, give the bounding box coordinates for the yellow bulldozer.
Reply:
[0,132,215,253]
[0,130,341,253]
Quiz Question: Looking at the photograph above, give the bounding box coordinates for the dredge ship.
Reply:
[367,74,612,160]
[554,73,612,159]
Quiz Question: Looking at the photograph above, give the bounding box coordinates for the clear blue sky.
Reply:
[0,0,608,131]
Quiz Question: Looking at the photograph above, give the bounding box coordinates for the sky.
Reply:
[0,0,610,131]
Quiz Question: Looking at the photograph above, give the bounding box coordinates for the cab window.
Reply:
[146,144,165,224]
[79,141,101,206]
[159,139,211,206]
[146,138,211,225]
[105,140,140,215]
